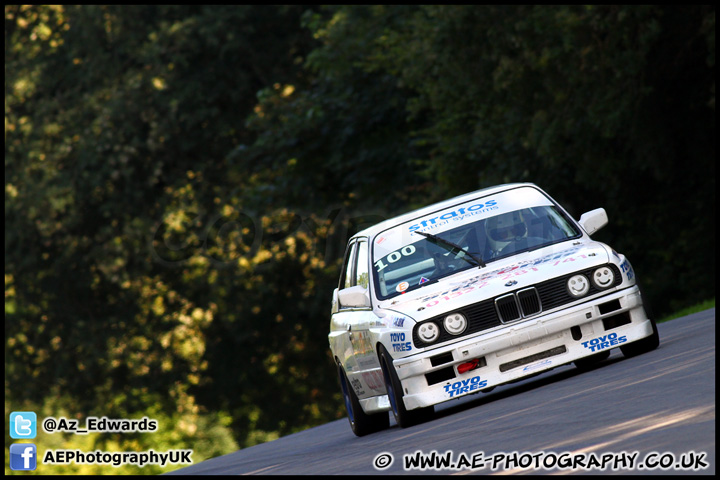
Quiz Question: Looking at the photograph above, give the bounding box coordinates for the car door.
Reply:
[330,239,381,399]
[330,240,359,374]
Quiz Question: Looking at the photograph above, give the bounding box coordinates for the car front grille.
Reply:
[495,294,519,322]
[412,264,622,348]
[495,287,542,322]
[517,287,541,316]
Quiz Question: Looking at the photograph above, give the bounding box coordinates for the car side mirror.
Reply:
[579,208,608,236]
[338,285,371,308]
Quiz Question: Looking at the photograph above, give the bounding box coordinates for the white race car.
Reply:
[329,183,659,436]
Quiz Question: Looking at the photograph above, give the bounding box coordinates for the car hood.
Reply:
[377,241,610,323]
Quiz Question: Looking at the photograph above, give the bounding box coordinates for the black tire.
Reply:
[620,317,660,358]
[337,362,389,436]
[620,283,660,358]
[378,345,433,428]
[574,349,611,371]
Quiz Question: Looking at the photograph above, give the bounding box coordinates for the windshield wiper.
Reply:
[414,231,486,268]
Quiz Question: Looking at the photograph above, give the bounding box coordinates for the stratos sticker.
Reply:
[408,200,498,232]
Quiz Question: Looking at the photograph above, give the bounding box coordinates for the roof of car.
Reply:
[352,182,538,241]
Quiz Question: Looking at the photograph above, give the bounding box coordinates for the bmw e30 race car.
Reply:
[329,183,659,436]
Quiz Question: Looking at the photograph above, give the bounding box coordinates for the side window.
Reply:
[355,241,369,289]
[339,241,357,290]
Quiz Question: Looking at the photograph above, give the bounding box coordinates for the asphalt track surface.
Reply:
[168,308,715,475]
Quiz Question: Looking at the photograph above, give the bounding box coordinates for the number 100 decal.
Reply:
[375,245,416,272]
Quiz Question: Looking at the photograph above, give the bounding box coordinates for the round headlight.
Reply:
[417,322,440,343]
[444,313,467,335]
[592,266,615,289]
[567,274,590,297]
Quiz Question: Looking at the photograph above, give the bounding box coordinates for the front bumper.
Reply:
[394,286,653,410]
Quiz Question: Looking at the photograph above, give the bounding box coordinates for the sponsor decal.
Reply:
[419,246,602,309]
[350,377,365,396]
[522,359,553,373]
[443,375,488,398]
[391,315,406,328]
[421,285,487,309]
[390,332,412,352]
[409,200,498,232]
[361,371,385,392]
[581,332,627,352]
[619,259,634,281]
[419,276,430,285]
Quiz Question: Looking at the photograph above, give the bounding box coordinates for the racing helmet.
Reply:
[485,210,528,253]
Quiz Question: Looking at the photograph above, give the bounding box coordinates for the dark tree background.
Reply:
[5,5,714,473]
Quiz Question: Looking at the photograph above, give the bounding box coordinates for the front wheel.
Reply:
[620,317,660,358]
[337,362,389,436]
[621,284,660,358]
[574,350,611,371]
[378,345,433,428]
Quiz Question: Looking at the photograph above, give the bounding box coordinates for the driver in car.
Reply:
[485,210,531,257]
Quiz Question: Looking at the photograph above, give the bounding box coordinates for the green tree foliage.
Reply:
[249,5,714,312]
[6,5,325,471]
[5,5,715,473]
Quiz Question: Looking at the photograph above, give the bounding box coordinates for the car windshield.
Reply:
[371,189,580,300]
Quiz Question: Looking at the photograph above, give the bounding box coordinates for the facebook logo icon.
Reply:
[10,411,37,439]
[10,443,37,470]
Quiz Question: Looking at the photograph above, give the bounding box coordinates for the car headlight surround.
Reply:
[417,322,440,344]
[567,274,590,297]
[592,266,615,289]
[444,312,467,335]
